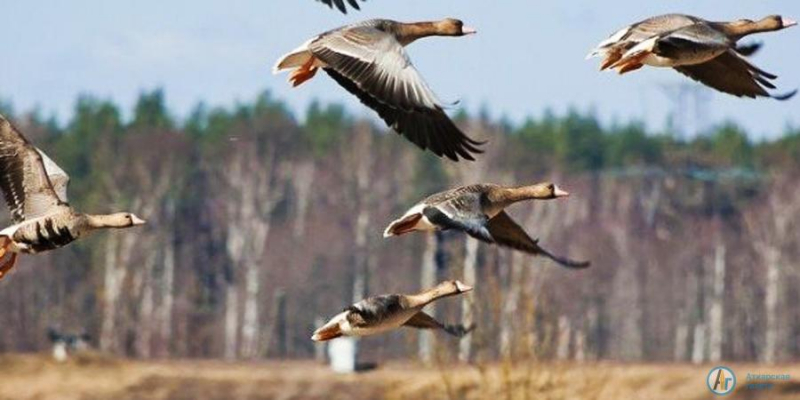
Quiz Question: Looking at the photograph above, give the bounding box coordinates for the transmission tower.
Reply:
[660,83,712,139]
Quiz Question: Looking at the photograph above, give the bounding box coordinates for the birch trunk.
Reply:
[100,234,120,352]
[690,257,707,364]
[500,252,524,358]
[135,250,157,358]
[674,309,689,361]
[240,258,261,358]
[158,232,175,357]
[292,162,315,238]
[708,240,726,363]
[556,316,571,360]
[419,233,440,363]
[459,237,479,363]
[224,284,239,360]
[100,231,137,353]
[762,246,780,363]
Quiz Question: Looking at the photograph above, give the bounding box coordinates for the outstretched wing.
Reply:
[310,25,483,161]
[674,51,796,100]
[402,311,475,338]
[427,207,590,269]
[36,148,69,203]
[487,212,591,269]
[0,115,69,223]
[346,294,404,327]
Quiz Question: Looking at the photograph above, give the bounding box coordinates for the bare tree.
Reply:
[419,232,443,363]
[222,143,283,359]
[746,180,800,363]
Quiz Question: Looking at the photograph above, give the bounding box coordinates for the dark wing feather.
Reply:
[674,51,797,100]
[0,115,68,223]
[311,27,483,161]
[347,294,404,327]
[402,311,475,338]
[735,42,762,57]
[421,184,497,206]
[487,211,590,269]
[427,206,590,269]
[652,24,730,59]
[422,206,492,240]
[317,0,363,13]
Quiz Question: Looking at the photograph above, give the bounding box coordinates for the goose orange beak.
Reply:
[782,17,798,28]
[462,26,477,35]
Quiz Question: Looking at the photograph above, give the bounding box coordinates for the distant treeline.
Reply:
[2,89,799,174]
[0,89,797,365]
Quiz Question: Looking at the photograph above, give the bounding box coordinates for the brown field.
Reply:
[1,354,799,400]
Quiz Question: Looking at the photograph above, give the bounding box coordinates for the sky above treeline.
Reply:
[2,0,798,138]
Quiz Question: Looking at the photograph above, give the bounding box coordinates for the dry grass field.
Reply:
[1,354,799,400]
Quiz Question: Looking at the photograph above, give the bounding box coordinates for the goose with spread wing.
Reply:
[312,280,474,341]
[0,115,145,280]
[384,183,590,269]
[316,0,366,14]
[274,18,484,161]
[587,14,797,99]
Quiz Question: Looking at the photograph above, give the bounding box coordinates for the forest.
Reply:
[0,89,798,365]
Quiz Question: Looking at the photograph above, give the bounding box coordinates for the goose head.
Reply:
[439,279,474,294]
[434,18,477,36]
[89,212,146,229]
[725,15,797,36]
[532,182,570,199]
[755,15,797,30]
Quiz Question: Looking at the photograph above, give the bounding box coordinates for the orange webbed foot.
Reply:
[289,58,319,87]
[0,253,18,281]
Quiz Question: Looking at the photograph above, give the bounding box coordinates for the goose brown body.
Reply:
[312,280,474,341]
[588,14,797,99]
[274,19,483,161]
[384,183,590,269]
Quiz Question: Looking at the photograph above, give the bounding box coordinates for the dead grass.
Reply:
[1,354,799,400]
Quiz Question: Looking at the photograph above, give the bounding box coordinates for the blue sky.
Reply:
[1,0,798,138]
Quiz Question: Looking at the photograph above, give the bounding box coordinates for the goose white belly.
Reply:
[345,308,420,337]
[642,50,724,67]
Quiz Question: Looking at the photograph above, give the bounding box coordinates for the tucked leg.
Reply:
[289,58,319,87]
[0,253,18,280]
[385,213,422,237]
[0,237,8,259]
[618,62,644,74]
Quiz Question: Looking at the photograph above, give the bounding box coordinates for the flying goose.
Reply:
[0,114,145,280]
[316,0,366,13]
[384,183,590,269]
[274,18,484,161]
[588,14,797,100]
[312,280,474,341]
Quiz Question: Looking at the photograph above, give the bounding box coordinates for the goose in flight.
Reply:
[312,280,474,341]
[0,114,145,280]
[384,183,590,269]
[588,14,797,100]
[274,18,484,161]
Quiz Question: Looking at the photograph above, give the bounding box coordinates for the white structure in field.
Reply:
[328,337,357,373]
